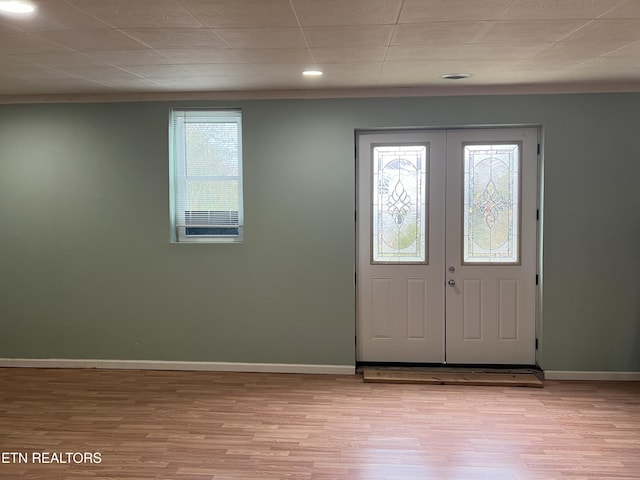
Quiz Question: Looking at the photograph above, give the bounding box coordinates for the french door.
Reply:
[357,128,538,365]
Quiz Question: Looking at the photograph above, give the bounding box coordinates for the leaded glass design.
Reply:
[463,143,520,264]
[372,145,428,263]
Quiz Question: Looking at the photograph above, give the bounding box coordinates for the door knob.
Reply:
[448,279,456,286]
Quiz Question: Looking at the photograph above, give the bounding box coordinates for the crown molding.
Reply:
[1,81,640,105]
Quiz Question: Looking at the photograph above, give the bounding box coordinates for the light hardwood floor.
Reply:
[1,368,639,480]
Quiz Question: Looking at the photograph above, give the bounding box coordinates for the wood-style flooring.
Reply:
[1,368,639,480]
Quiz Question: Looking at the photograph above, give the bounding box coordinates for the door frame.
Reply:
[355,125,543,366]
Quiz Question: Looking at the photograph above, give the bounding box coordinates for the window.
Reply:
[170,109,243,243]
[463,143,520,264]
[372,144,429,264]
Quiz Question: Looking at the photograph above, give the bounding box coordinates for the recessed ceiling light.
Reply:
[441,73,473,80]
[0,1,35,14]
[302,70,323,77]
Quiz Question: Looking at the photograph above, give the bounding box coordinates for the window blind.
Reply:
[171,109,243,241]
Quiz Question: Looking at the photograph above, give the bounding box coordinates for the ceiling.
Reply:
[1,0,640,100]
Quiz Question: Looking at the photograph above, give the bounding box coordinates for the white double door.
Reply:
[357,128,538,364]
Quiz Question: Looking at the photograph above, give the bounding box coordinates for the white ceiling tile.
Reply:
[4,0,107,32]
[601,0,640,18]
[317,64,385,87]
[318,62,383,76]
[604,41,640,57]
[386,44,548,61]
[227,75,306,90]
[253,62,384,78]
[291,0,402,26]
[379,60,448,79]
[155,48,244,64]
[9,51,107,67]
[523,43,626,67]
[0,54,52,74]
[378,61,449,85]
[66,0,202,28]
[565,56,640,80]
[150,75,221,89]
[181,0,298,28]
[89,49,176,66]
[474,20,587,44]
[121,28,226,49]
[379,59,524,85]
[154,74,289,91]
[0,76,106,94]
[122,63,253,80]
[399,0,512,22]
[500,0,624,20]
[234,48,313,64]
[37,29,148,51]
[385,59,521,75]
[250,63,321,75]
[477,69,571,84]
[246,63,385,88]
[1,65,96,81]
[90,77,166,90]
[393,22,486,46]
[177,63,255,76]
[0,19,28,34]
[0,0,640,96]
[304,25,394,48]
[559,19,640,47]
[0,33,72,54]
[310,47,387,63]
[115,64,197,80]
[213,28,306,49]
[56,65,145,82]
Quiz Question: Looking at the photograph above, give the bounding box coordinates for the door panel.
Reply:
[499,279,519,340]
[462,279,483,340]
[407,279,427,339]
[445,129,537,364]
[357,131,446,363]
[357,128,538,365]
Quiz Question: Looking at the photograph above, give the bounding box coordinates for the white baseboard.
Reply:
[0,358,355,375]
[544,370,640,381]
[5,360,637,380]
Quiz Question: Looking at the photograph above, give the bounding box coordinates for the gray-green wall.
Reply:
[1,93,638,372]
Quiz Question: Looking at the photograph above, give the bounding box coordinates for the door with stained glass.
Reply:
[357,128,538,365]
[444,128,538,364]
[357,131,446,362]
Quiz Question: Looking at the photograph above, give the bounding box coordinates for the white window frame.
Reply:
[169,109,244,243]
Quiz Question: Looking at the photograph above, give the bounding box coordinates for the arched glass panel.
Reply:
[372,144,428,264]
[463,143,520,264]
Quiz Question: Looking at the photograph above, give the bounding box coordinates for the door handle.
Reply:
[448,279,456,286]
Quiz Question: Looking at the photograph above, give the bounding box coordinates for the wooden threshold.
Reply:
[363,367,544,387]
